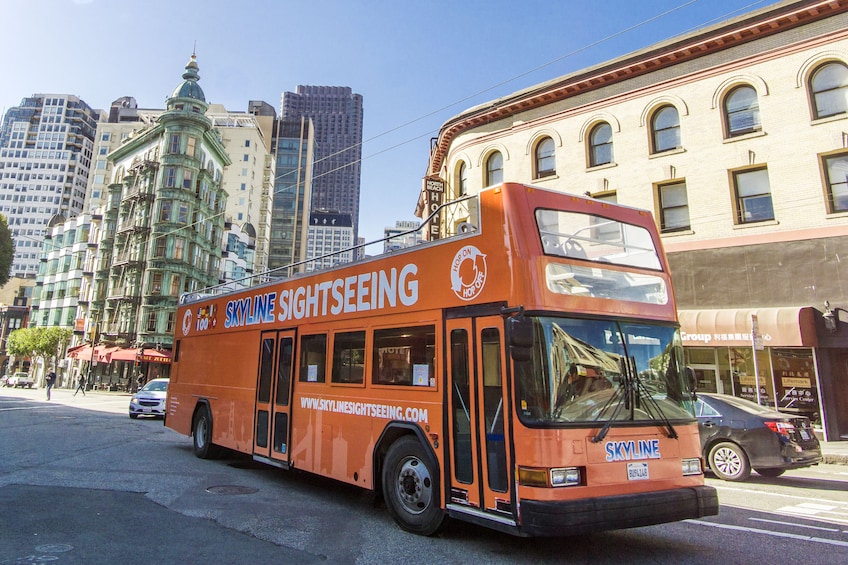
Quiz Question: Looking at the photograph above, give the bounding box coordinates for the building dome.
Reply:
[170,54,206,103]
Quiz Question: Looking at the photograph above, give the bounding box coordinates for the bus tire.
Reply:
[192,405,220,460]
[381,436,445,536]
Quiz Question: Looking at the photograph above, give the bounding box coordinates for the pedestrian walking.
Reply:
[45,371,56,401]
[74,372,86,397]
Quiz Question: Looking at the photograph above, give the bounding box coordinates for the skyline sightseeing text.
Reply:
[224,264,419,328]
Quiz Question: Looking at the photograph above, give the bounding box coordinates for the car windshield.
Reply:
[142,380,168,392]
[514,316,694,426]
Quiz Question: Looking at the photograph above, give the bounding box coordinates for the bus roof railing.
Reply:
[179,193,478,305]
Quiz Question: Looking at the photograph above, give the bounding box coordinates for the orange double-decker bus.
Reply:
[165,182,718,536]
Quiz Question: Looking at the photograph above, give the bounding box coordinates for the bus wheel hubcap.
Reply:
[396,457,432,514]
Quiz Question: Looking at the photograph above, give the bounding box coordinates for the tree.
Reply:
[0,214,13,287]
[37,327,73,373]
[6,327,38,372]
[6,326,72,383]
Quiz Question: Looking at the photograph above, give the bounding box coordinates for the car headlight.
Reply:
[131,395,139,403]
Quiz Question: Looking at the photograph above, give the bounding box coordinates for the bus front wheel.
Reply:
[192,405,220,459]
[382,436,445,535]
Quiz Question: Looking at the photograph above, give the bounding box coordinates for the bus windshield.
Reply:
[515,316,693,426]
[536,209,668,305]
[536,208,661,269]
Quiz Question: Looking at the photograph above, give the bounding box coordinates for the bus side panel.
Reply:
[289,386,444,489]
[167,329,261,455]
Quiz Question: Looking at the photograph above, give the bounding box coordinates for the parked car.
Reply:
[129,378,169,419]
[695,392,822,481]
[6,372,35,389]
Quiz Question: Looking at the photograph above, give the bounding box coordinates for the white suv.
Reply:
[7,372,34,388]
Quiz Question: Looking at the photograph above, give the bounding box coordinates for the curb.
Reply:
[822,454,848,465]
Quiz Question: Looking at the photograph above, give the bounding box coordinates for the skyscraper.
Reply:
[281,86,363,240]
[268,116,314,276]
[0,94,100,277]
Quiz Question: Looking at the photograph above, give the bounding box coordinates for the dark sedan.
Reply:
[695,392,822,481]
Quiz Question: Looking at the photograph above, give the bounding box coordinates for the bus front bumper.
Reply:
[518,485,718,537]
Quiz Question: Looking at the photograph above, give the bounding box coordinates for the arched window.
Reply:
[485,151,503,187]
[724,85,761,137]
[823,153,848,213]
[651,106,681,153]
[589,123,613,167]
[810,62,848,119]
[534,137,556,178]
[457,162,468,196]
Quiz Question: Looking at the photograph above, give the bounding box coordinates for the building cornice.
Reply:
[427,0,848,176]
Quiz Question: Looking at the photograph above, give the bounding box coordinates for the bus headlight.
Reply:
[518,466,581,487]
[682,458,702,476]
[550,467,581,487]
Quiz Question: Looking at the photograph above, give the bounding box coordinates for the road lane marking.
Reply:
[712,484,847,504]
[688,519,848,547]
[0,405,61,412]
[749,517,840,532]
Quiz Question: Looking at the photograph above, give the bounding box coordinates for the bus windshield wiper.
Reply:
[631,361,678,439]
[592,357,633,443]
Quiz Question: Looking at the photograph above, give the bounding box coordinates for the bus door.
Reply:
[446,316,512,517]
[253,330,295,465]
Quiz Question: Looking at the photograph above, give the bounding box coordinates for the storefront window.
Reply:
[727,347,774,407]
[685,348,720,393]
[771,348,820,425]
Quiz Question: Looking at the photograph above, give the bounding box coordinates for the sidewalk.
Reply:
[822,441,848,465]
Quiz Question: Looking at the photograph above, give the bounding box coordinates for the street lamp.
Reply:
[824,301,841,334]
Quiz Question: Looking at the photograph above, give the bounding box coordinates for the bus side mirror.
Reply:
[508,316,534,363]
[685,367,698,400]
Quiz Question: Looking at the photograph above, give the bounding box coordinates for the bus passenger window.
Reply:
[298,334,327,383]
[332,331,365,384]
[373,325,435,386]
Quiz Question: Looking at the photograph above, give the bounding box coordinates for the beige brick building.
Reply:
[424,0,848,440]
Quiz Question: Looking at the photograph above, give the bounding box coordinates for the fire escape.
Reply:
[103,159,157,345]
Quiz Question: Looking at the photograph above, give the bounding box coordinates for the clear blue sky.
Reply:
[0,0,775,245]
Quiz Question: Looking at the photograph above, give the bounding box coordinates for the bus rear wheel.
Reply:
[192,405,220,459]
[382,436,445,536]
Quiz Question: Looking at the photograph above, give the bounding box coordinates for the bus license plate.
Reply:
[627,462,649,480]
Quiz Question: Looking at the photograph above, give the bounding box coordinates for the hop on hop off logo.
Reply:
[182,309,192,337]
[450,245,488,301]
[182,304,217,336]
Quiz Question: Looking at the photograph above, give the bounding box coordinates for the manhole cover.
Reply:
[205,485,259,495]
[36,544,73,553]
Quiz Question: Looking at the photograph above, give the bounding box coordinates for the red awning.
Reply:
[110,348,139,362]
[139,349,172,364]
[96,346,119,363]
[110,347,172,364]
[67,344,93,359]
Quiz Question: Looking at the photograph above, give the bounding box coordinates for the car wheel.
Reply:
[192,405,221,459]
[755,468,785,478]
[708,441,751,481]
[129,413,139,419]
[382,436,445,536]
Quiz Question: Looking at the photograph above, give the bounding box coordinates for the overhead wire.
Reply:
[16,0,778,264]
